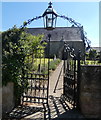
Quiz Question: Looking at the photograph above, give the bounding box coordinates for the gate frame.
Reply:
[63,43,81,109]
[21,35,51,105]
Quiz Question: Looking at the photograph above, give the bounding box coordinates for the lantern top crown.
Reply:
[48,2,52,8]
[42,2,57,17]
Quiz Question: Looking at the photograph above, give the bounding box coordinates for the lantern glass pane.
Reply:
[47,14,52,28]
[43,16,46,28]
[52,14,57,28]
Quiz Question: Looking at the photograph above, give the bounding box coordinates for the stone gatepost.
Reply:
[80,65,101,118]
[2,82,15,116]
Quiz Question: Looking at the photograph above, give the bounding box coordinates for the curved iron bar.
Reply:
[58,15,82,27]
[19,13,91,49]
[58,15,91,49]
[20,16,43,29]
[20,15,46,50]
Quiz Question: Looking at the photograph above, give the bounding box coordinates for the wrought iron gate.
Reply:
[63,43,80,108]
[21,40,50,104]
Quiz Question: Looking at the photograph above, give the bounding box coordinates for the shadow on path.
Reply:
[43,95,86,120]
[3,105,44,120]
[3,95,86,120]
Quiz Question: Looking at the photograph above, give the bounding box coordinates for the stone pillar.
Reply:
[2,82,14,116]
[80,65,101,118]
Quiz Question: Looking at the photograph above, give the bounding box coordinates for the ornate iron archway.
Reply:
[19,2,90,106]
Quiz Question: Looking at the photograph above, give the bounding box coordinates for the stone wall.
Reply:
[2,82,14,115]
[45,40,85,59]
[80,65,101,118]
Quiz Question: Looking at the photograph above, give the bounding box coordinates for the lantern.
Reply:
[42,2,57,30]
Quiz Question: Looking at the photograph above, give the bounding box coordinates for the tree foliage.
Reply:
[98,51,101,63]
[2,26,44,105]
[87,49,97,60]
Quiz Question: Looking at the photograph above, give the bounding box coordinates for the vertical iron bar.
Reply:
[38,49,41,103]
[77,50,81,111]
[30,74,33,102]
[43,48,45,103]
[63,42,66,95]
[63,60,65,96]
[38,73,41,103]
[21,67,24,104]
[53,64,63,93]
[44,51,45,103]
[73,58,76,108]
[34,74,36,102]
[47,34,51,104]
[21,48,25,104]
[43,77,44,103]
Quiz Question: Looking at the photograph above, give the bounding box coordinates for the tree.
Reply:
[98,51,101,63]
[2,26,44,105]
[88,49,97,60]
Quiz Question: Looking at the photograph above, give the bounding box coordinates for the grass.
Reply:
[49,59,61,70]
[28,58,61,74]
[33,58,53,70]
[81,60,101,65]
[34,58,53,65]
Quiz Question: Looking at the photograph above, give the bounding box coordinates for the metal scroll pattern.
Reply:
[63,43,80,108]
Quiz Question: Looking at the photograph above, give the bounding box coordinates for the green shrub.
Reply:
[49,62,56,70]
[2,26,44,105]
[49,59,61,71]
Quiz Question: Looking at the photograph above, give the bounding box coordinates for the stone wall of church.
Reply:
[45,40,85,59]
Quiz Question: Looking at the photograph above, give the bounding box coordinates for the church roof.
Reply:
[25,27,84,42]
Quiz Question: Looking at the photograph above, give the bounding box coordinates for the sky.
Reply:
[1,2,100,47]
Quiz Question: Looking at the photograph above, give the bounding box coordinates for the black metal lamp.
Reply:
[42,2,57,30]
